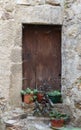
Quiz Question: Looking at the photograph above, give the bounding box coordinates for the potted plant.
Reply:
[21,88,38,104]
[47,90,62,103]
[49,111,69,128]
[36,91,44,103]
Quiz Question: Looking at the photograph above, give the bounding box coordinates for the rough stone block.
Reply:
[0,47,11,60]
[0,60,11,76]
[10,47,22,63]
[9,64,22,106]
[9,73,22,107]
[4,3,15,12]
[15,5,62,24]
[17,0,29,5]
[0,75,11,100]
[16,0,45,5]
[14,23,22,47]
[0,21,17,47]
[11,64,22,74]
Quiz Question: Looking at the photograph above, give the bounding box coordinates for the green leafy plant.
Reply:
[49,111,69,120]
[47,90,61,96]
[33,89,38,95]
[21,88,32,95]
[47,90,62,103]
[21,88,38,95]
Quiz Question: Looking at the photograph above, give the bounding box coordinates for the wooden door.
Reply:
[22,25,61,91]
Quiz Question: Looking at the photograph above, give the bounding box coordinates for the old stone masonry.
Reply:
[1,0,81,128]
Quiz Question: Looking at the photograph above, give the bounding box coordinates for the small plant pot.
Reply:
[48,95,62,103]
[24,94,33,104]
[51,119,64,128]
[37,93,44,102]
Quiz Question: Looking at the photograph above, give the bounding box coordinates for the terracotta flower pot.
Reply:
[24,94,33,104]
[51,119,64,128]
[37,93,44,102]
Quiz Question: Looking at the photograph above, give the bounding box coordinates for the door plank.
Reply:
[22,26,36,89]
[35,26,61,91]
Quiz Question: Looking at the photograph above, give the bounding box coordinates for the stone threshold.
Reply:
[5,115,51,130]
[3,103,65,121]
[2,103,72,130]
[4,103,64,127]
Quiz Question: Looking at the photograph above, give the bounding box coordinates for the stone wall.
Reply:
[0,0,22,112]
[0,0,81,126]
[62,0,81,126]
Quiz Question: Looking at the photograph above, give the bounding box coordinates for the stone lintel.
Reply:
[15,5,62,25]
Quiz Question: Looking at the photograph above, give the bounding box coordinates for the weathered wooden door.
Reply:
[22,25,61,91]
